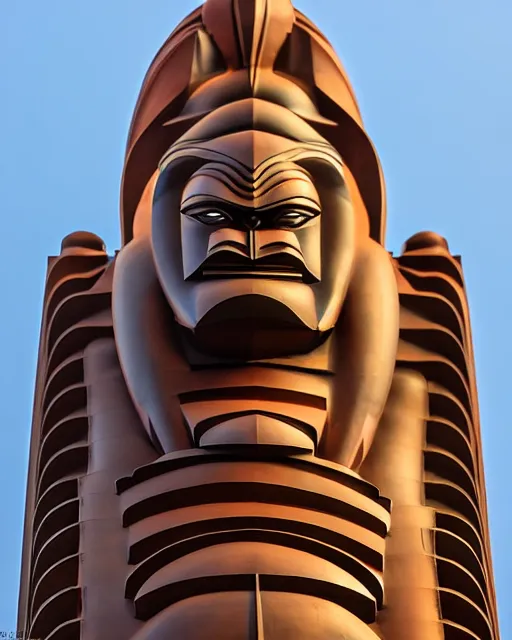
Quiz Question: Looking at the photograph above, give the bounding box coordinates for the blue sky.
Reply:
[1,0,510,635]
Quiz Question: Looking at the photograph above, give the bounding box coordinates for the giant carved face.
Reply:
[150,101,366,359]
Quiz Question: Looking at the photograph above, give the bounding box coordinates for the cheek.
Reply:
[323,194,356,281]
[152,191,182,266]
[316,194,356,327]
[181,216,213,279]
[152,192,195,326]
[295,220,321,282]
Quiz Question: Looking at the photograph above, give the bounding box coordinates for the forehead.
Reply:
[164,128,342,174]
[175,130,338,210]
[181,161,321,211]
[192,130,304,169]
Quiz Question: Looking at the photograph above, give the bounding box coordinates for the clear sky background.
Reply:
[1,0,510,635]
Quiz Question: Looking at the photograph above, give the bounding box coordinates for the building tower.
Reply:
[17,1,500,638]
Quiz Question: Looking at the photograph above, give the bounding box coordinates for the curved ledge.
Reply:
[123,481,388,537]
[46,317,113,377]
[125,528,383,605]
[39,413,88,473]
[45,617,81,640]
[117,450,385,507]
[435,555,489,615]
[134,572,376,624]
[46,252,107,294]
[31,524,79,590]
[399,322,468,382]
[398,266,466,320]
[439,588,493,640]
[435,528,488,601]
[399,291,464,344]
[127,507,385,569]
[435,511,485,565]
[30,587,81,640]
[425,478,482,539]
[33,478,78,535]
[42,355,84,413]
[397,253,464,287]
[179,385,327,409]
[427,419,475,476]
[121,461,390,535]
[428,384,473,440]
[397,345,472,419]
[37,441,88,497]
[46,260,106,316]
[41,385,87,440]
[33,499,79,560]
[47,290,111,350]
[424,447,478,506]
[31,555,79,619]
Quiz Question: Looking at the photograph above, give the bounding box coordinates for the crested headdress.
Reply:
[121,0,385,244]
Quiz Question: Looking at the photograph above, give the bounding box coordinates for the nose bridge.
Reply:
[241,211,261,231]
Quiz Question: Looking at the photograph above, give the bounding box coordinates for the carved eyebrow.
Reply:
[159,146,254,177]
[256,198,321,213]
[180,197,234,213]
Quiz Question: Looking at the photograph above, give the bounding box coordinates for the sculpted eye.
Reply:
[274,210,314,229]
[189,211,231,225]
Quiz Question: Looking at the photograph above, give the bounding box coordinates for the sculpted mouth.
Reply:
[193,243,317,283]
[200,264,304,281]
[198,245,309,281]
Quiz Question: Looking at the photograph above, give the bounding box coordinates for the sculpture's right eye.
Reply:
[188,211,231,225]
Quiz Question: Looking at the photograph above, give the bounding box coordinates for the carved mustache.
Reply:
[196,238,317,283]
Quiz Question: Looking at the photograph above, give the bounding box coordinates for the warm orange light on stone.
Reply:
[17,1,500,638]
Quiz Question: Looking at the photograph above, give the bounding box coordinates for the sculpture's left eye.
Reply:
[189,211,231,225]
[274,210,315,229]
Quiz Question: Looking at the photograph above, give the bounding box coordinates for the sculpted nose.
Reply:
[254,229,302,258]
[207,228,249,256]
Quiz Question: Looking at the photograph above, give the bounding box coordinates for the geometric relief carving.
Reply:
[118,452,390,631]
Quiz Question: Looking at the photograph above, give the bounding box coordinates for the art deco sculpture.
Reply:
[17,0,500,638]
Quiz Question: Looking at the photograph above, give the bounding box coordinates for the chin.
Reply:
[188,285,325,359]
